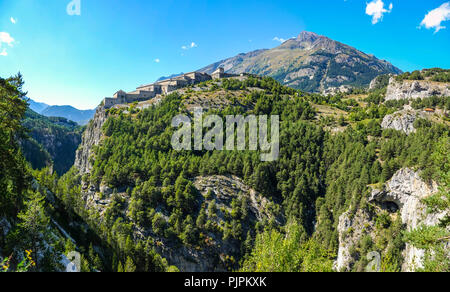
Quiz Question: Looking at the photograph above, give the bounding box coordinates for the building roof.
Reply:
[114,90,127,95]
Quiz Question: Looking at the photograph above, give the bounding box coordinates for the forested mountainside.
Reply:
[20,109,83,175]
[1,70,449,272]
[199,31,402,93]
[0,75,82,272]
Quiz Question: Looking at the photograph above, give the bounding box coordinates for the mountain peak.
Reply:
[199,32,402,92]
[296,31,321,42]
[279,31,330,51]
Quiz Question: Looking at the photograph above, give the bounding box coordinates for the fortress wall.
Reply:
[103,70,217,109]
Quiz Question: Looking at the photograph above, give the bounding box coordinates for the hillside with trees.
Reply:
[20,109,83,175]
[1,72,448,272]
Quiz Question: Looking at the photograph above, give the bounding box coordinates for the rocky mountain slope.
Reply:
[385,78,450,101]
[370,168,444,271]
[200,31,402,92]
[74,107,108,175]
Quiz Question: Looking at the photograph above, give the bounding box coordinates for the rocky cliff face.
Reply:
[335,209,375,271]
[200,31,402,92]
[70,85,286,271]
[336,168,443,272]
[75,106,108,175]
[369,168,443,271]
[381,109,422,135]
[385,78,450,101]
[369,168,439,230]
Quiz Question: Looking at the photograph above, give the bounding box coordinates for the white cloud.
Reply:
[272,37,287,43]
[0,32,15,47]
[420,2,450,33]
[181,42,198,50]
[10,17,17,24]
[154,58,160,63]
[366,0,393,24]
[0,48,7,56]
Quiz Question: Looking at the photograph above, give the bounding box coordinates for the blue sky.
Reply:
[0,0,449,109]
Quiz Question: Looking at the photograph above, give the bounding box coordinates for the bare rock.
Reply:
[369,168,444,271]
[381,110,422,135]
[322,85,353,96]
[74,107,108,175]
[385,78,450,101]
[335,209,375,271]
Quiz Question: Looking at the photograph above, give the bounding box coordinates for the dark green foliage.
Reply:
[241,222,335,272]
[369,75,391,91]
[314,115,448,254]
[380,123,448,181]
[0,75,63,272]
[411,96,450,111]
[0,74,29,218]
[21,109,83,175]
[366,88,386,105]
[327,59,382,89]
[395,68,450,83]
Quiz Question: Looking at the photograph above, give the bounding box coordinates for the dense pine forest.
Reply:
[0,72,448,272]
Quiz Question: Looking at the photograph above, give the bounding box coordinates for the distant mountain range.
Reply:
[200,31,402,92]
[27,98,95,125]
[156,73,185,82]
[28,99,50,113]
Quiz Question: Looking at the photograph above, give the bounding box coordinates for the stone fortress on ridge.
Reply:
[103,68,240,109]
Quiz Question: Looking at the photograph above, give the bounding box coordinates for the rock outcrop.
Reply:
[369,74,392,90]
[369,168,443,271]
[322,85,353,96]
[381,110,422,135]
[192,175,282,224]
[335,209,375,271]
[74,107,108,175]
[385,78,450,101]
[336,168,444,272]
